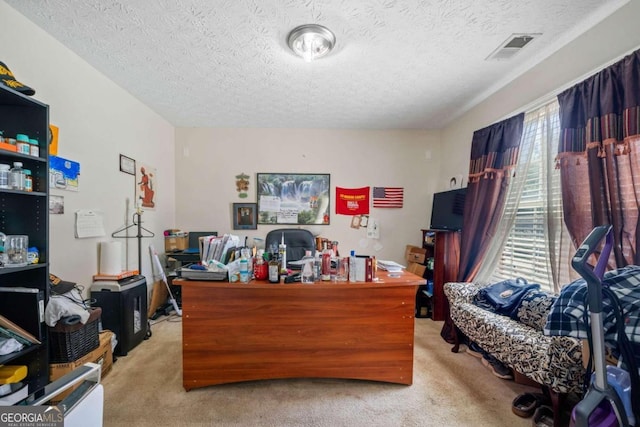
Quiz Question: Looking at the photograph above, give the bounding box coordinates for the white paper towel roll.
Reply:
[100,241,122,275]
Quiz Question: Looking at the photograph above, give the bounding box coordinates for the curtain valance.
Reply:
[557,48,640,160]
[468,113,524,182]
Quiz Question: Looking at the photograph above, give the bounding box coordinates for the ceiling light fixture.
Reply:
[287,24,336,62]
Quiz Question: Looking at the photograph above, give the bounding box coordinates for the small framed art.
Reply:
[233,203,258,230]
[119,154,136,175]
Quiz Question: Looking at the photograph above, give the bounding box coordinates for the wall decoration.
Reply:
[372,187,404,208]
[119,154,136,175]
[235,172,250,198]
[335,186,369,215]
[257,173,330,225]
[49,195,64,214]
[350,214,369,229]
[49,155,80,191]
[233,203,258,230]
[136,162,156,209]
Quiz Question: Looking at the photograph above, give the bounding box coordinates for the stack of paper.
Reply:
[376,260,405,272]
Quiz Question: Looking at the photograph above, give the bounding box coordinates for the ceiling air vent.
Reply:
[486,33,541,61]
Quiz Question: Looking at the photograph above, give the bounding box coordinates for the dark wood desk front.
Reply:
[176,271,424,390]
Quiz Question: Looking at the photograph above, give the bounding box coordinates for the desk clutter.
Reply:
[172,229,380,284]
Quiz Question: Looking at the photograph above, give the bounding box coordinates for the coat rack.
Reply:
[111,206,154,271]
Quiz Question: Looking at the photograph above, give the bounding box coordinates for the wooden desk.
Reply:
[176,271,424,390]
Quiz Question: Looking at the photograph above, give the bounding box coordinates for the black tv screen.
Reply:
[430,188,467,231]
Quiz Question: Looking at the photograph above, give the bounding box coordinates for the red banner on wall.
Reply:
[335,187,370,215]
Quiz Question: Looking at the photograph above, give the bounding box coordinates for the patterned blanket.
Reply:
[544,265,640,359]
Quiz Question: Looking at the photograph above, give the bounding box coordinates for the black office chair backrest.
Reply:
[265,228,316,265]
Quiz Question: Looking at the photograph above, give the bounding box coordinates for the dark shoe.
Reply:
[481,355,513,380]
[466,341,484,359]
[512,392,550,418]
[532,405,554,427]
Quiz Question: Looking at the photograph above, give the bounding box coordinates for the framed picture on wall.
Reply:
[256,173,330,225]
[119,154,136,175]
[233,203,258,230]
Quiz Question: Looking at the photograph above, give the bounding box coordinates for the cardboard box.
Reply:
[164,235,188,252]
[405,245,427,264]
[49,330,114,403]
[406,262,426,277]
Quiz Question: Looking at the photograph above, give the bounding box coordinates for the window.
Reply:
[488,101,570,292]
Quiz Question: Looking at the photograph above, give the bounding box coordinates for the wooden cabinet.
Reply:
[0,85,50,396]
[420,229,460,321]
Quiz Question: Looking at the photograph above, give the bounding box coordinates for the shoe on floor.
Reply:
[532,405,554,427]
[481,355,514,380]
[466,341,484,359]
[512,392,549,418]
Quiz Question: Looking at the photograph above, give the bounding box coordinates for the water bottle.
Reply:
[301,250,315,284]
[239,255,249,283]
[9,162,25,190]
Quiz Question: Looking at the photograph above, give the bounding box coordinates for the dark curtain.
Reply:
[456,113,525,282]
[556,48,640,267]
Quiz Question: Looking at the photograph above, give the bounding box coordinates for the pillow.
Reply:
[514,290,557,332]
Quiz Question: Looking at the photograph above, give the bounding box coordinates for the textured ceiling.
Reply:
[6,0,628,129]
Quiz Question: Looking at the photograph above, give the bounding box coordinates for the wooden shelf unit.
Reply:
[420,229,460,321]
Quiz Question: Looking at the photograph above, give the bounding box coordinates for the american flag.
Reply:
[372,187,404,208]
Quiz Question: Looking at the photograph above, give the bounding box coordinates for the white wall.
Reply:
[1,1,176,293]
[175,128,441,263]
[440,0,640,178]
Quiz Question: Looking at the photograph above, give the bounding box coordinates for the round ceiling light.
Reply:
[287,24,336,62]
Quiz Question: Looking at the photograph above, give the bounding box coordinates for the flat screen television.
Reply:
[430,188,467,231]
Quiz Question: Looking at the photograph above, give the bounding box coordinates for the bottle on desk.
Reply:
[239,254,249,283]
[278,233,287,275]
[321,246,332,281]
[268,253,280,283]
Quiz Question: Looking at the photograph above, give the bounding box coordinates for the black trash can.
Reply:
[90,275,148,356]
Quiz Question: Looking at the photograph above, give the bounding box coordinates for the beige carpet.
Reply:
[101,316,539,427]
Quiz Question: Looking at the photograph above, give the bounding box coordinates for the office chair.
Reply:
[265,228,316,268]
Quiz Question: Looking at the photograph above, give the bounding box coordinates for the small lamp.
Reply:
[287,24,336,62]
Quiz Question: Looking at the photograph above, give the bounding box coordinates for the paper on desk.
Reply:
[376,260,405,272]
[75,210,106,238]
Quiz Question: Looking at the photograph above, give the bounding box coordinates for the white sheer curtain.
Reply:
[475,100,576,292]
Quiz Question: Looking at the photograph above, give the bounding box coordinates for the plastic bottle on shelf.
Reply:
[15,134,30,155]
[300,250,315,284]
[9,162,25,190]
[24,169,33,192]
[0,163,10,189]
[28,138,39,157]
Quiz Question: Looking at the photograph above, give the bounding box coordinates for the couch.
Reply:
[444,281,584,424]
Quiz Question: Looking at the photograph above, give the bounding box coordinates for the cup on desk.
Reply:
[336,257,349,281]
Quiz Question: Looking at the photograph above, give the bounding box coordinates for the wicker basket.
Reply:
[49,307,102,363]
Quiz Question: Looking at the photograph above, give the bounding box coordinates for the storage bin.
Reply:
[49,307,101,363]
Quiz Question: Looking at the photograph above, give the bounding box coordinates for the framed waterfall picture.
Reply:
[256,173,330,225]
